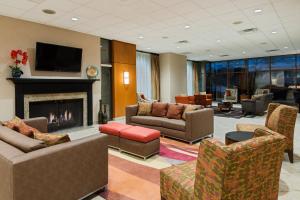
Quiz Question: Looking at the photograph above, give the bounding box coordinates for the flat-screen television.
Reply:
[35,42,82,72]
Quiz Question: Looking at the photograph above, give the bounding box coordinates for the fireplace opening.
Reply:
[29,99,83,132]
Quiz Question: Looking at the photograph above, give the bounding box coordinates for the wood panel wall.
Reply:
[112,40,137,118]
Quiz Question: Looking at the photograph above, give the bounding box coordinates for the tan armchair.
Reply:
[161,129,286,200]
[236,103,298,163]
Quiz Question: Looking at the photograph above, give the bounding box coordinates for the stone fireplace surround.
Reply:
[8,78,99,126]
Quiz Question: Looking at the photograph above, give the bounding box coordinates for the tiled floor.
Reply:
[68,105,300,200]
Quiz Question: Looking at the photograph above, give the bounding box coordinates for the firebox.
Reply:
[29,99,83,132]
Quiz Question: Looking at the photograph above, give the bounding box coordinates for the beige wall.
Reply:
[159,53,187,103]
[0,16,101,122]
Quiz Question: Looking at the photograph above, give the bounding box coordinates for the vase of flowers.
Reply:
[9,49,28,78]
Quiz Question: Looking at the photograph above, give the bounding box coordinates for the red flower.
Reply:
[22,57,28,65]
[11,50,17,59]
[15,60,21,64]
[17,49,22,55]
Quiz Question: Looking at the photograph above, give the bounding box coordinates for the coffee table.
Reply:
[217,101,233,112]
[225,131,254,145]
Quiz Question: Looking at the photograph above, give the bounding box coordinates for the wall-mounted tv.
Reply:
[35,42,82,72]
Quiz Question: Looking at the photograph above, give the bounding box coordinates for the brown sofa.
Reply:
[126,105,214,144]
[0,117,108,200]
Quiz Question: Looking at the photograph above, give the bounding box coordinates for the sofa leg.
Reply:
[287,149,294,163]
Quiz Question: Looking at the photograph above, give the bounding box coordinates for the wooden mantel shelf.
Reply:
[7,77,99,84]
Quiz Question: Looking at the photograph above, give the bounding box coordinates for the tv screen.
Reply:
[35,42,82,72]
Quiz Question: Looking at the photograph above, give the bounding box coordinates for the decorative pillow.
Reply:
[33,132,71,146]
[2,121,18,131]
[225,90,231,96]
[182,105,203,120]
[141,94,146,100]
[251,94,264,100]
[267,105,284,131]
[4,117,34,137]
[137,102,152,116]
[151,102,168,117]
[166,104,184,119]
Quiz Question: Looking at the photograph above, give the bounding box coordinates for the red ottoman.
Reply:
[99,122,132,148]
[119,126,160,159]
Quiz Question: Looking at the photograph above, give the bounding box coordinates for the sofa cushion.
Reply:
[0,125,46,153]
[120,126,160,143]
[33,132,71,146]
[151,102,168,117]
[162,119,186,131]
[131,116,164,127]
[0,140,24,159]
[137,102,152,116]
[100,122,132,136]
[167,104,184,119]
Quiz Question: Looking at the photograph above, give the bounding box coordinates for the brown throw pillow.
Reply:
[137,102,152,116]
[182,105,202,120]
[33,132,71,146]
[167,104,184,119]
[4,117,34,137]
[151,102,168,117]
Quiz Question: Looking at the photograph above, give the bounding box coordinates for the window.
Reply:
[136,52,152,99]
[212,61,227,73]
[187,61,194,95]
[271,55,296,87]
[228,59,246,73]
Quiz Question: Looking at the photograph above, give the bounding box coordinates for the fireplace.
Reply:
[29,99,83,132]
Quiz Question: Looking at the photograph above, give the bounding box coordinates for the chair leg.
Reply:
[287,149,294,163]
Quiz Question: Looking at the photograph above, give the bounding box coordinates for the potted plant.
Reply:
[9,49,28,78]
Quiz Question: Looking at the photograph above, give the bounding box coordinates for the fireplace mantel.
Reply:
[8,78,99,125]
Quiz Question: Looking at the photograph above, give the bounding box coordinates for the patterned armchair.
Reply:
[237,103,298,163]
[160,129,286,200]
[224,88,238,103]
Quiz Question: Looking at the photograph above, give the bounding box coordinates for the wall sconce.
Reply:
[123,71,130,85]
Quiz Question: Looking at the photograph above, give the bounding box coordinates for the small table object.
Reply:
[225,131,254,145]
[218,101,232,112]
[240,94,250,101]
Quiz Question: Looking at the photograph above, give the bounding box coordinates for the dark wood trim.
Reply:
[8,78,99,125]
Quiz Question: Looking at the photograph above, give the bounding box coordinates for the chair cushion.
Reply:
[151,102,168,117]
[120,126,160,143]
[236,124,268,132]
[160,160,196,200]
[267,105,283,132]
[131,116,164,127]
[137,102,152,116]
[166,104,184,119]
[162,119,186,131]
[99,122,132,136]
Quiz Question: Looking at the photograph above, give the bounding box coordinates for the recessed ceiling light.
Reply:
[216,39,221,43]
[184,25,191,29]
[209,55,213,57]
[146,47,151,50]
[71,17,79,21]
[242,51,246,54]
[271,31,277,34]
[42,9,56,14]
[138,35,144,39]
[176,46,180,49]
[284,46,289,49]
[254,9,262,13]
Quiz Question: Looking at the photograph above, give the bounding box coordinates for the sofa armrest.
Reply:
[24,117,48,133]
[185,108,214,141]
[126,105,138,124]
[11,134,108,200]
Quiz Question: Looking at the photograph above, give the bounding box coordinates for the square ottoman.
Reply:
[99,122,132,148]
[119,126,160,159]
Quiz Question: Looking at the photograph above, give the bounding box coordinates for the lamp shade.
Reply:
[123,71,129,85]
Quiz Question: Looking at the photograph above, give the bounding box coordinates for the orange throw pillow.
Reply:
[4,117,34,137]
[33,132,71,146]
[151,102,168,117]
[166,104,184,119]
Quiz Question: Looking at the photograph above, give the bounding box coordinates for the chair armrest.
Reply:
[185,108,214,140]
[24,117,48,133]
[11,134,108,200]
[126,105,138,124]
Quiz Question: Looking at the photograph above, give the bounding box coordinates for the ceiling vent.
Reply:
[177,40,189,44]
[266,49,280,53]
[238,28,258,34]
[220,54,229,57]
[181,52,192,55]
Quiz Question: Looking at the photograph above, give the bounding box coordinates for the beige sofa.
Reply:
[0,117,108,200]
[126,105,214,144]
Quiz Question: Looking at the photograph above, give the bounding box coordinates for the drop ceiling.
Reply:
[0,0,300,61]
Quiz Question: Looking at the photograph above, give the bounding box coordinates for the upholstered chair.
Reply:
[237,103,298,163]
[137,92,157,103]
[175,96,195,104]
[241,93,273,115]
[194,93,212,107]
[160,129,286,200]
[224,88,238,103]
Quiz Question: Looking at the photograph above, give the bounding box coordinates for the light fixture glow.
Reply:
[254,9,262,13]
[271,31,277,34]
[284,46,289,49]
[176,46,180,49]
[146,47,151,50]
[138,35,144,39]
[216,39,221,43]
[71,17,79,21]
[123,71,129,85]
[209,55,213,57]
[184,25,191,29]
[242,51,246,54]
